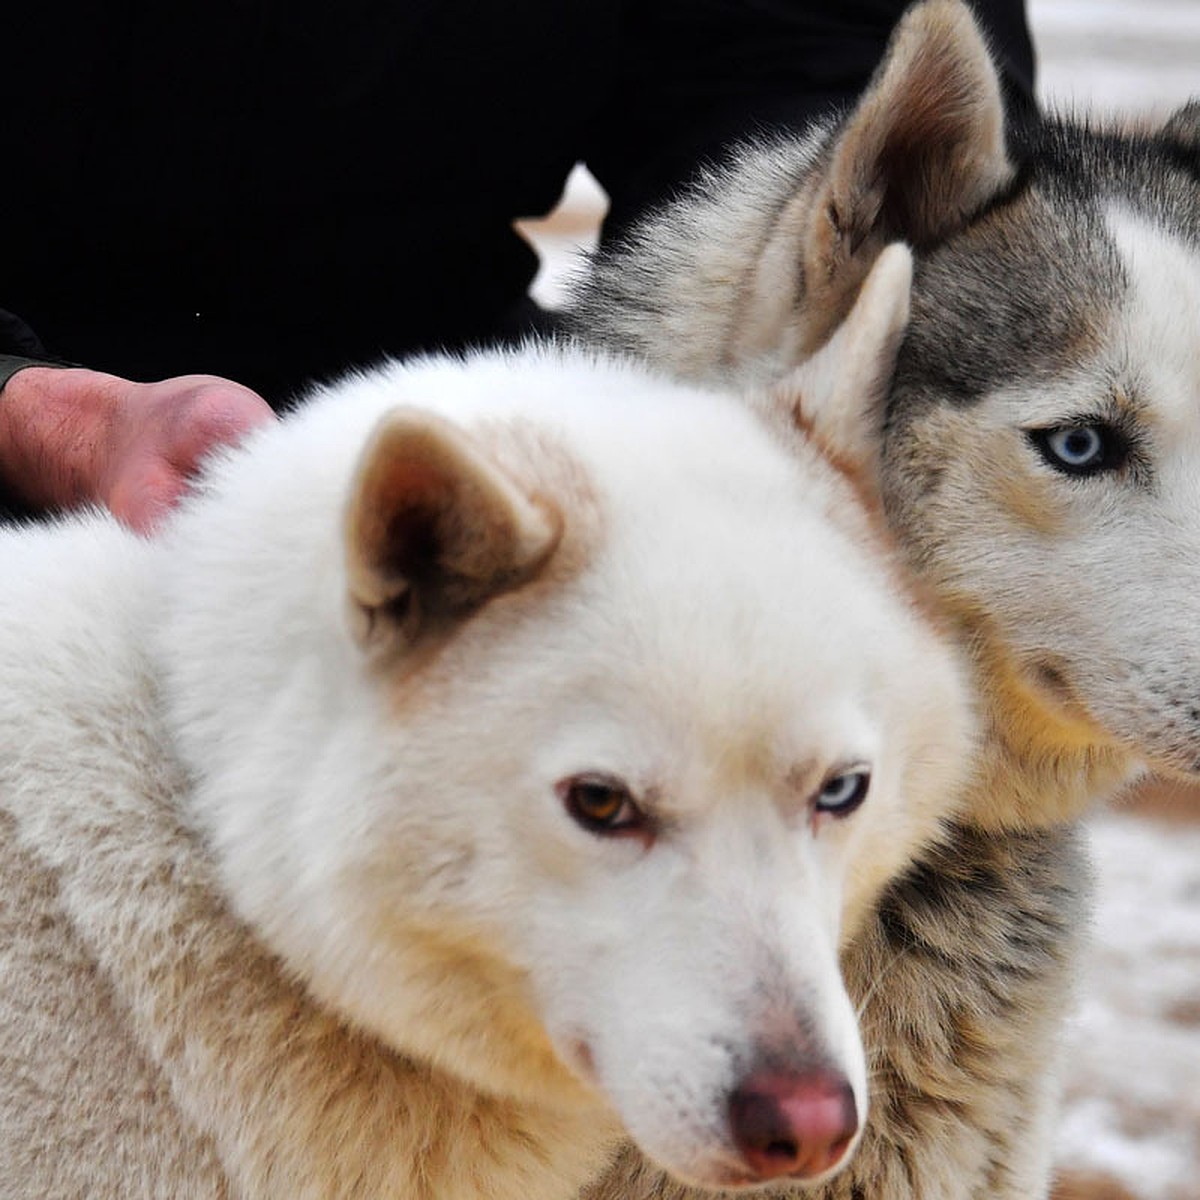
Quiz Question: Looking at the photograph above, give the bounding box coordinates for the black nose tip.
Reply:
[728,1069,859,1181]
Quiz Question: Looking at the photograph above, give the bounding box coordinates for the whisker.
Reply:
[854,941,910,1020]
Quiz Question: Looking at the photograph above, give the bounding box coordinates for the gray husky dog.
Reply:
[571,1,1200,1197]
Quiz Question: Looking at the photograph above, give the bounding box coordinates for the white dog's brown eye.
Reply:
[1028,423,1128,477]
[558,773,643,836]
[814,768,870,818]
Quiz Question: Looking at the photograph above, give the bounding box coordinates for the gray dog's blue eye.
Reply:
[1027,423,1128,477]
[1048,427,1103,467]
[814,769,870,817]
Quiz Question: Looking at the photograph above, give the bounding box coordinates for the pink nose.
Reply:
[728,1069,859,1181]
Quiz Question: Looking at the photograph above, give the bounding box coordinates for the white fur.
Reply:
[158,345,971,1187]
[0,343,973,1195]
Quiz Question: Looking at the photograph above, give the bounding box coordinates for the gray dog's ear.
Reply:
[794,0,1014,352]
[344,409,562,653]
[1162,100,1200,154]
[764,243,912,504]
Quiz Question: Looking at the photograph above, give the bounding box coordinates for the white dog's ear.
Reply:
[769,243,912,498]
[344,408,562,652]
[798,0,1014,349]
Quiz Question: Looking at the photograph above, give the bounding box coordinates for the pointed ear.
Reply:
[1162,100,1200,155]
[344,408,562,653]
[768,243,912,498]
[797,0,1014,350]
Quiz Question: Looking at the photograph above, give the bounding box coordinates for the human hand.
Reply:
[0,367,276,533]
[93,373,277,533]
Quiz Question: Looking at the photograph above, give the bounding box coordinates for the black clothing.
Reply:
[1,1,1035,407]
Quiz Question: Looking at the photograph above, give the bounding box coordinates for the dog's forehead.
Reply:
[895,119,1200,418]
[896,190,1124,414]
[1103,207,1200,430]
[932,207,1200,436]
[565,507,925,762]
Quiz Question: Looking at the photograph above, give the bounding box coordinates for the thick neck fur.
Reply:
[959,615,1139,832]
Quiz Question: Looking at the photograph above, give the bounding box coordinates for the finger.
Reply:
[107,460,187,536]
[165,385,276,475]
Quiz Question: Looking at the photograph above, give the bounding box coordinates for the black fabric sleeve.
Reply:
[0,308,51,358]
[0,354,70,392]
[0,310,74,391]
[0,311,76,523]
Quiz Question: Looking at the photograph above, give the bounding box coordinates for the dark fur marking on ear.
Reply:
[1162,100,1200,158]
[345,409,563,654]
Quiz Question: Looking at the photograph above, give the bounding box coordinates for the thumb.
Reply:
[107,459,188,535]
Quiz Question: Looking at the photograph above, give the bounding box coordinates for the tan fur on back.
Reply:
[0,812,229,1198]
[0,648,613,1200]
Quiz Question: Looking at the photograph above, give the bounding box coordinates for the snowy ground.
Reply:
[520,5,1200,1198]
[1057,808,1200,1200]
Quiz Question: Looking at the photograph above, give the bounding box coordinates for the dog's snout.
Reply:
[727,1069,858,1181]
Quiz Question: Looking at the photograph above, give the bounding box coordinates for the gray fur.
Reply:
[571,134,830,387]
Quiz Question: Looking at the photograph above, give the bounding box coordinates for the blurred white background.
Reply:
[1032,0,1199,114]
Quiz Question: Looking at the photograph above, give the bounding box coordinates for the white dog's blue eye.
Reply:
[814,769,870,817]
[1028,423,1127,477]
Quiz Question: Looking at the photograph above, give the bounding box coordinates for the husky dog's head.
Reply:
[157,276,971,1191]
[886,113,1200,800]
[819,2,1200,804]
[578,0,1200,819]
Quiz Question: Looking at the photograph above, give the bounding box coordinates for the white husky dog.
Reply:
[0,257,973,1199]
